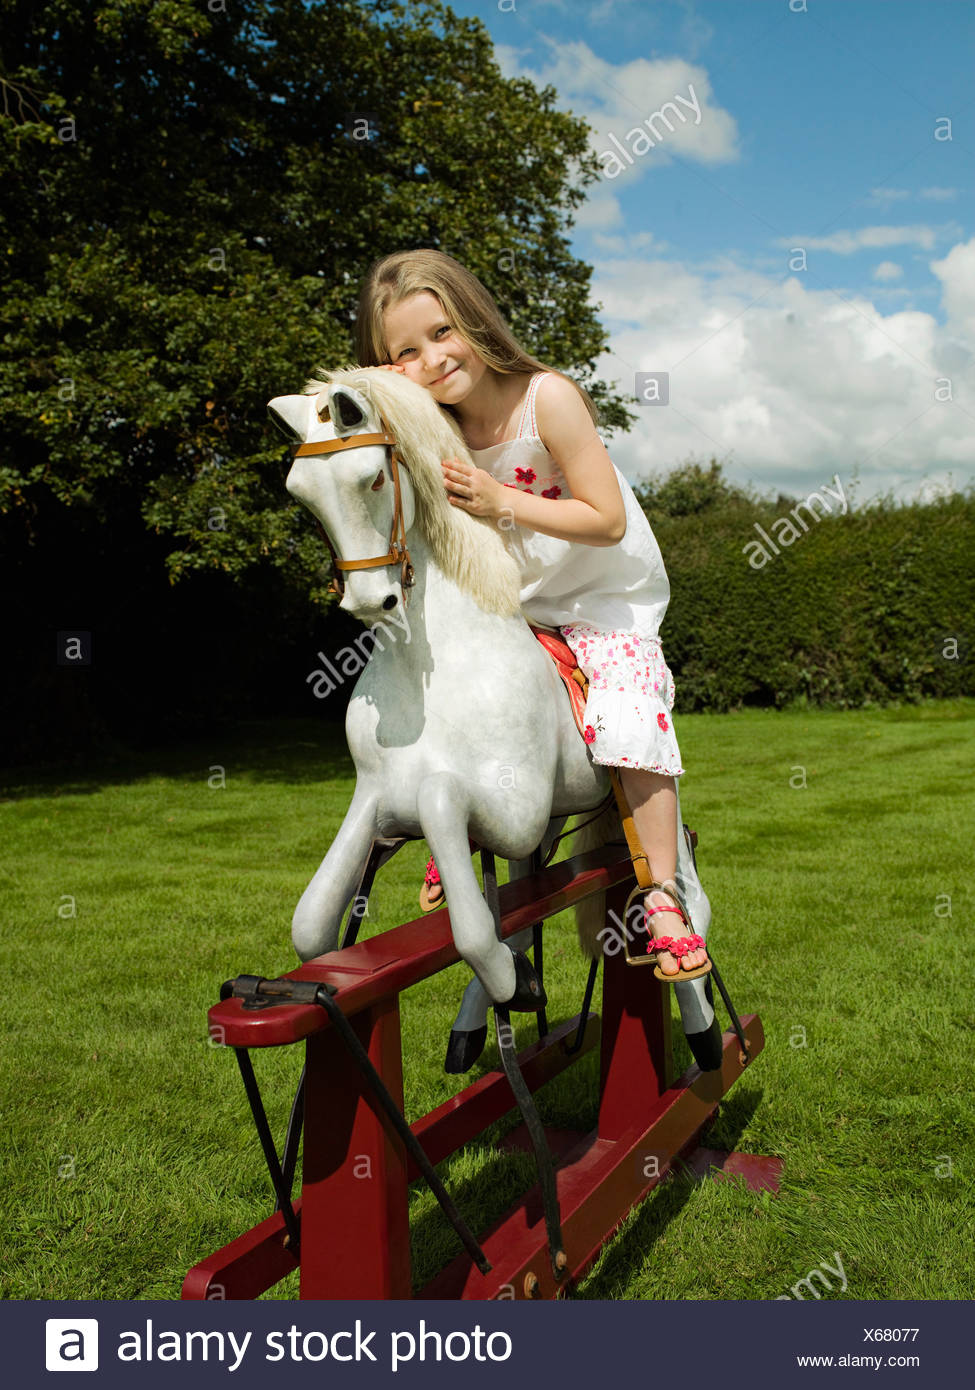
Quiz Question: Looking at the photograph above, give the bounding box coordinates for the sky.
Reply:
[438,0,975,507]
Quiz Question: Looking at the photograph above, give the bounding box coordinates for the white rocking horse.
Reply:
[267,368,722,1073]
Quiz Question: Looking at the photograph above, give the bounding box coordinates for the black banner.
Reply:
[16,1299,958,1386]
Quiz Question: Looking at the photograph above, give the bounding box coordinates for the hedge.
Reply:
[650,489,974,711]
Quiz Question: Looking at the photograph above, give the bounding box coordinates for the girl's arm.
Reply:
[442,375,627,546]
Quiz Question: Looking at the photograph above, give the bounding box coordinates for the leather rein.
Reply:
[291,423,415,598]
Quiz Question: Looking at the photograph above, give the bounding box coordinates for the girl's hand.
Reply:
[377,363,406,373]
[441,458,505,518]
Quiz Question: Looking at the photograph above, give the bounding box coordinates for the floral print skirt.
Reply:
[560,621,684,777]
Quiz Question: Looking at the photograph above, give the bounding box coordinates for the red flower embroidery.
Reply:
[515,467,536,484]
[541,485,562,499]
[657,712,669,732]
[583,725,596,744]
[503,482,517,489]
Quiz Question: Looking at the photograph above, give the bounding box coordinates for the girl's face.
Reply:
[383,291,486,404]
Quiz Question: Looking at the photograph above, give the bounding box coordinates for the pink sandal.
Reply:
[419,855,444,913]
[419,839,479,913]
[645,897,711,983]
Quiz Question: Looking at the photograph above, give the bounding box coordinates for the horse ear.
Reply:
[267,395,312,441]
[329,385,368,434]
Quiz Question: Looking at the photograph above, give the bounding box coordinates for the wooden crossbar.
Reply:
[207,847,635,1049]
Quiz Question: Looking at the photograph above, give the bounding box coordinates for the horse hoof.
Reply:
[500,950,548,1013]
[685,1016,724,1072]
[444,1026,487,1074]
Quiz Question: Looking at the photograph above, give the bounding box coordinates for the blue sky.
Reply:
[439,0,974,505]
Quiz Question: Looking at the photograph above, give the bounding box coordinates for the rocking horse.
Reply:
[181,367,769,1301]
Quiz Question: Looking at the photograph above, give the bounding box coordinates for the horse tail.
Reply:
[572,800,622,960]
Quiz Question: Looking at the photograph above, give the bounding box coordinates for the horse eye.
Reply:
[371,470,386,491]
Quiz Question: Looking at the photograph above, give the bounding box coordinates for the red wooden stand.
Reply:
[182,848,775,1301]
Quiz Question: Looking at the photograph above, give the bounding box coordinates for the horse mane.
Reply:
[303,366,522,617]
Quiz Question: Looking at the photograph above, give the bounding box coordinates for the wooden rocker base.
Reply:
[422,1013,767,1300]
[181,850,773,1302]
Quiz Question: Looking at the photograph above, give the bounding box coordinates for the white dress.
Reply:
[469,372,684,777]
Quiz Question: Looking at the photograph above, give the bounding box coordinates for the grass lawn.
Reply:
[1,700,973,1301]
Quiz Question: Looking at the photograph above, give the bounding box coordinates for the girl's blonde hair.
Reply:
[353,248,599,426]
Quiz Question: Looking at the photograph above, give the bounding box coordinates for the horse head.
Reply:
[270,368,522,624]
[268,376,417,625]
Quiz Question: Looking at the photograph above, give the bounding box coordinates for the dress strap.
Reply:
[516,372,550,441]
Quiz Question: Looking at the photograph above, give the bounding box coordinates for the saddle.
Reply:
[530,626,589,737]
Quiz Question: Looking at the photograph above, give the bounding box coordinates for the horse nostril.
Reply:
[382,594,398,611]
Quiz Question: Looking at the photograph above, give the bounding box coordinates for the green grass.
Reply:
[1,701,973,1301]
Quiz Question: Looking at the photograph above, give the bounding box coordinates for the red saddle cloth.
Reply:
[530,626,588,737]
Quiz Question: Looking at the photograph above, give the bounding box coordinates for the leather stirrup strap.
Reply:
[608,769,654,891]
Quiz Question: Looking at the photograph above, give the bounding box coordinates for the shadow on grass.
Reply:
[7,700,972,801]
[0,718,355,799]
[575,1082,767,1299]
[405,1071,766,1298]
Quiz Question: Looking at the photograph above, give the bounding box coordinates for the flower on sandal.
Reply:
[648,933,706,959]
[648,935,676,955]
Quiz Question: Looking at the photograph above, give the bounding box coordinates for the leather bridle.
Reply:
[291,423,415,599]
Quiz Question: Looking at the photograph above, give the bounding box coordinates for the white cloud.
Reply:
[778,225,945,254]
[573,191,624,230]
[867,187,912,204]
[495,41,739,186]
[873,261,903,282]
[592,231,661,254]
[866,188,958,207]
[492,43,533,82]
[590,239,975,505]
[930,238,975,337]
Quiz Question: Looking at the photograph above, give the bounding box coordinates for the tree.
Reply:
[633,457,761,519]
[1,0,632,605]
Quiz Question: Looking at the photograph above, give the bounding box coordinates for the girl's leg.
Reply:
[617,767,709,976]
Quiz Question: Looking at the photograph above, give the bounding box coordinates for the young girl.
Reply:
[353,249,708,980]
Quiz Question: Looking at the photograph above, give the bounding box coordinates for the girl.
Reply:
[353,249,708,980]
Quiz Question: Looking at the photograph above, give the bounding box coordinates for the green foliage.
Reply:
[633,456,759,518]
[0,0,628,592]
[647,487,975,710]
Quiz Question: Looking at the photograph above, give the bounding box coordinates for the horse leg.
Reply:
[291,787,379,961]
[419,772,549,1009]
[445,817,566,1074]
[671,784,723,1071]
